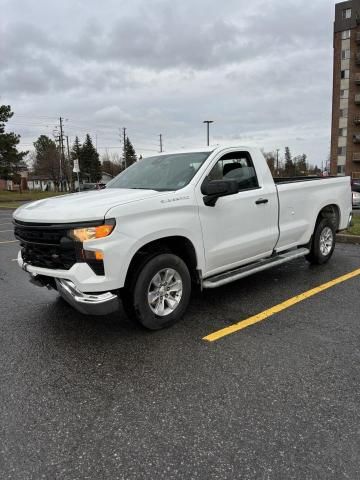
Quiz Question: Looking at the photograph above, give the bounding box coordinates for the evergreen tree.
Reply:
[0,105,28,180]
[33,135,60,187]
[125,137,137,168]
[284,146,295,177]
[71,136,82,163]
[79,134,101,182]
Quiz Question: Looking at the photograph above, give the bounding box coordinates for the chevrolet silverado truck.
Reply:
[13,146,352,330]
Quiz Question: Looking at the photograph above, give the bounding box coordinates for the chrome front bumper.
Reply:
[55,278,120,316]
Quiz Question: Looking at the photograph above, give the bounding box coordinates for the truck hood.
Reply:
[13,188,163,223]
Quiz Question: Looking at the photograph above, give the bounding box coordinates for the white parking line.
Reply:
[0,223,12,226]
[0,230,13,233]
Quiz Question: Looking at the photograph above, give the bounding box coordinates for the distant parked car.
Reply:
[76,183,106,192]
[352,180,360,208]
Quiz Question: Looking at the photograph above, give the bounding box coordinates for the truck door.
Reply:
[197,151,279,275]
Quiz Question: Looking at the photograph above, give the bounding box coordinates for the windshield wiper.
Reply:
[130,187,158,190]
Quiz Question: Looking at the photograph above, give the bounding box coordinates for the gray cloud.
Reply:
[0,0,337,164]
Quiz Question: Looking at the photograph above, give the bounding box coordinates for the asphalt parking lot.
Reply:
[1,208,360,480]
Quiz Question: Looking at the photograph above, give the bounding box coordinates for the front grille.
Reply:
[14,221,78,270]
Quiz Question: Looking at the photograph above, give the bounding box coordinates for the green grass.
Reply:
[0,203,23,209]
[0,190,68,208]
[347,214,360,236]
[0,190,67,202]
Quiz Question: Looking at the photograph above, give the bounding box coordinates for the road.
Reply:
[1,209,360,479]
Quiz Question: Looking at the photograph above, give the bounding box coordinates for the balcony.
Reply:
[355,94,360,104]
[356,74,360,84]
[356,53,360,65]
[357,33,360,44]
[353,153,360,162]
[354,115,360,124]
[353,135,360,143]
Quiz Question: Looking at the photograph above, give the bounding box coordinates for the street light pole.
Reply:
[203,120,214,146]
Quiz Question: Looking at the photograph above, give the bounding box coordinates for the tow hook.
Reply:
[29,273,55,290]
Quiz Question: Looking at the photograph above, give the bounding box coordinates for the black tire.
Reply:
[122,253,191,330]
[305,217,336,265]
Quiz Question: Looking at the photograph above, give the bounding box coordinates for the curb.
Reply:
[336,233,360,245]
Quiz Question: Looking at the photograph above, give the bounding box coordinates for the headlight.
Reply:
[69,220,115,242]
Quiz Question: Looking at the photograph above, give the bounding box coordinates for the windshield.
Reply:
[106,152,211,191]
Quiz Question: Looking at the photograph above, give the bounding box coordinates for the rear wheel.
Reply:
[122,253,191,330]
[306,218,336,265]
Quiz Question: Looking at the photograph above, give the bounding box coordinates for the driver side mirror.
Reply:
[201,179,239,207]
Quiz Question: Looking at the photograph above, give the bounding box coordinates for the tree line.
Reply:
[0,105,138,191]
[31,133,138,190]
[1,105,326,191]
[262,147,322,177]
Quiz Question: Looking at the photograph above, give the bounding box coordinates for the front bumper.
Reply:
[55,278,120,315]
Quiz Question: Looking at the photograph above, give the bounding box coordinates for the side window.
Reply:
[207,151,259,190]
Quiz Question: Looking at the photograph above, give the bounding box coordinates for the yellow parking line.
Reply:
[203,267,360,342]
[0,240,18,245]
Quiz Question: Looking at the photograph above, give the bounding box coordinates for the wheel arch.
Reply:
[314,204,340,231]
[124,235,201,289]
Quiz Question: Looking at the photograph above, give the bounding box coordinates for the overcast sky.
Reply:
[1,0,339,165]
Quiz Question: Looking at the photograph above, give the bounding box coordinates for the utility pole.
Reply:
[122,127,127,169]
[66,136,74,191]
[59,117,65,191]
[159,134,163,153]
[203,120,214,146]
[276,149,280,176]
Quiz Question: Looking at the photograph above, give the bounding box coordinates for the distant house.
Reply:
[73,171,114,190]
[27,175,70,192]
[0,169,28,191]
[101,171,114,184]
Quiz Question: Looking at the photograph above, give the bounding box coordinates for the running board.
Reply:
[202,248,310,289]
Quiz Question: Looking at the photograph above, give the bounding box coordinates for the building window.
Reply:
[338,146,346,156]
[341,30,351,40]
[341,69,350,79]
[339,128,348,137]
[340,108,348,117]
[342,8,352,20]
[341,49,351,60]
[340,89,349,98]
[337,165,345,175]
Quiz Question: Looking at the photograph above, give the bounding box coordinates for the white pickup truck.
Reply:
[13,146,352,329]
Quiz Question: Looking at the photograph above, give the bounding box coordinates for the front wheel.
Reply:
[122,253,191,330]
[306,218,336,265]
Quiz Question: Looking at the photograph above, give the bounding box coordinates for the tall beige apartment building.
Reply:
[331,0,360,178]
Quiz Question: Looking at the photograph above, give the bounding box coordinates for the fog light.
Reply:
[95,251,104,261]
[83,250,105,276]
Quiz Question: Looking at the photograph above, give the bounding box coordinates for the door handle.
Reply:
[255,198,269,205]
